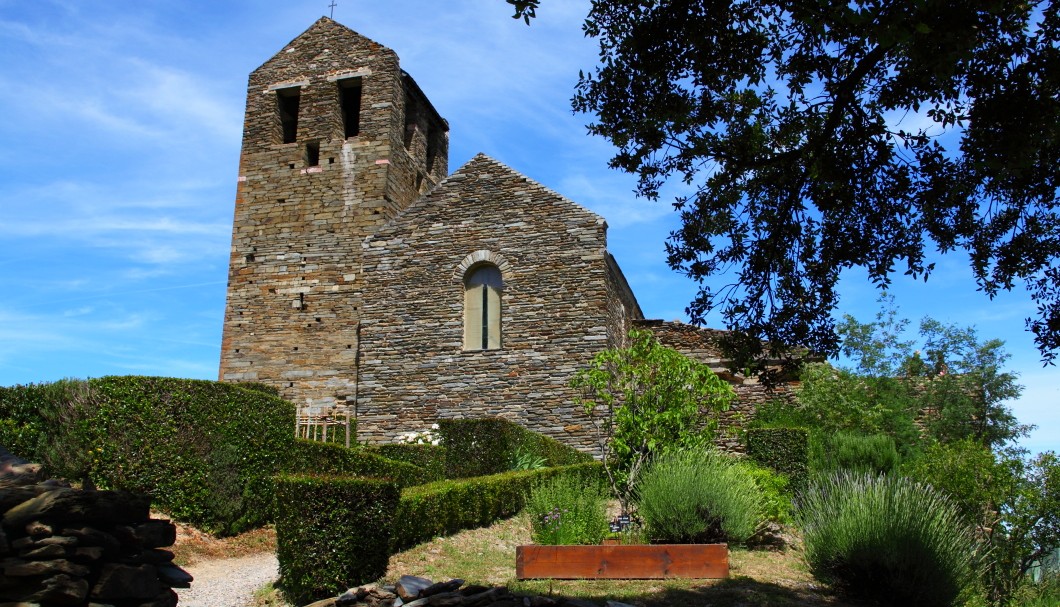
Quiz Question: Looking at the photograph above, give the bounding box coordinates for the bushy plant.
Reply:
[813,432,901,476]
[571,329,735,512]
[437,418,591,479]
[636,449,763,544]
[524,474,608,545]
[511,446,548,471]
[745,427,809,494]
[797,471,976,607]
[738,459,792,524]
[392,462,603,552]
[905,442,1060,606]
[274,474,399,605]
[370,443,446,481]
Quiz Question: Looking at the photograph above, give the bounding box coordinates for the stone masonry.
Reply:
[218,18,798,454]
[356,155,640,451]
[219,18,448,409]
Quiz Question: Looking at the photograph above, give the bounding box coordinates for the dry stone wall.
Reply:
[0,450,191,606]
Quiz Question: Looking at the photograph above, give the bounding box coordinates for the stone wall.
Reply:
[356,155,635,452]
[218,17,448,409]
[635,319,799,453]
[0,450,191,606]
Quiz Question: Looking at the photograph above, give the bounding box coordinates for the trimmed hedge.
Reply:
[746,427,809,494]
[391,461,603,552]
[275,474,399,605]
[369,444,446,482]
[83,376,297,534]
[288,439,433,487]
[437,418,592,478]
[0,377,428,535]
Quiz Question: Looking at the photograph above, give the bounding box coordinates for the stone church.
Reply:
[218,18,782,452]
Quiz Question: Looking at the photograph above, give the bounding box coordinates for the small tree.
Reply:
[570,329,735,513]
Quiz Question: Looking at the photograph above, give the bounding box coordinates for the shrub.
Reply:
[82,377,296,534]
[813,432,900,476]
[636,449,764,544]
[737,459,792,524]
[571,329,735,512]
[274,474,399,605]
[797,471,975,607]
[288,439,433,487]
[370,443,446,481]
[391,462,603,552]
[745,427,809,494]
[510,446,548,471]
[524,474,608,545]
[437,418,591,479]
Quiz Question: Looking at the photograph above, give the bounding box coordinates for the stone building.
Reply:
[219,18,786,452]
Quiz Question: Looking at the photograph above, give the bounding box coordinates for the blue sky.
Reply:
[1,0,1056,455]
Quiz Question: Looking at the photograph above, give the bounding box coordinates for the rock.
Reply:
[140,548,175,564]
[25,521,54,537]
[155,563,193,588]
[459,585,490,596]
[70,546,104,562]
[138,588,178,607]
[61,526,121,554]
[421,579,464,598]
[305,598,339,607]
[4,490,149,528]
[37,536,78,547]
[19,543,67,560]
[19,573,90,605]
[604,602,636,607]
[426,591,463,606]
[3,558,90,578]
[0,488,39,513]
[464,587,509,606]
[91,564,160,600]
[335,587,361,605]
[397,575,434,600]
[402,599,430,607]
[133,520,176,548]
[560,599,600,607]
[527,596,558,607]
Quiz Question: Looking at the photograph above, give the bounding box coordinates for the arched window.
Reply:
[464,264,502,350]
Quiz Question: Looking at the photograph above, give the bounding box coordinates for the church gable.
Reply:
[356,154,632,450]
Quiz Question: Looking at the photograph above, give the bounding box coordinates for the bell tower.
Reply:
[218,18,449,408]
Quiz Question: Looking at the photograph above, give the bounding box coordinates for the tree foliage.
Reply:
[510,0,1060,368]
[570,328,734,512]
[907,442,1060,606]
[837,296,1028,450]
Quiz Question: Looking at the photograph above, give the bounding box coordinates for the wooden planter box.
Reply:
[516,544,729,579]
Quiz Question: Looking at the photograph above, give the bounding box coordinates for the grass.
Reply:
[182,510,856,607]
[382,513,854,607]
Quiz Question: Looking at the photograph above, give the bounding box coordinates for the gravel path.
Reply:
[175,552,279,607]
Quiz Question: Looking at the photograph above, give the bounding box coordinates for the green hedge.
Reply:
[288,439,432,487]
[275,474,399,605]
[0,377,427,535]
[746,427,809,494]
[391,461,603,551]
[437,418,592,478]
[84,377,297,534]
[369,444,446,482]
